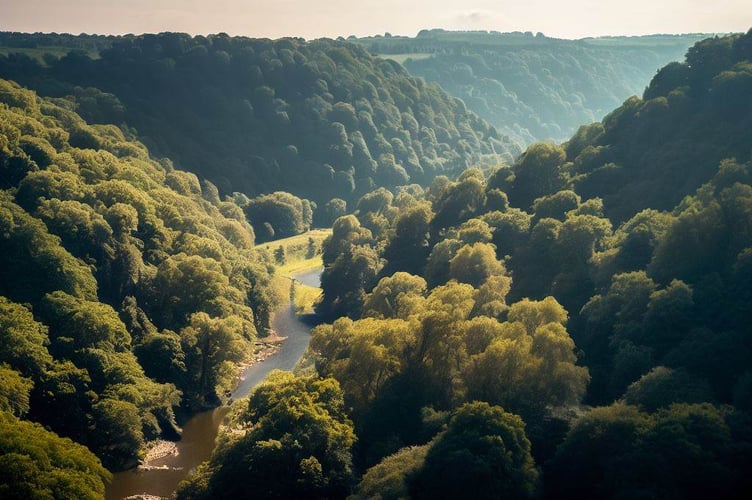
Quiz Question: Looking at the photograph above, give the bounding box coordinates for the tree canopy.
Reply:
[0,78,277,470]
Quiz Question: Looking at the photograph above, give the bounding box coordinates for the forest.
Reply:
[0,25,751,500]
[0,78,285,494]
[0,32,507,208]
[355,30,708,147]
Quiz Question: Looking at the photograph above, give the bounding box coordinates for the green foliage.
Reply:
[624,366,714,412]
[465,298,589,416]
[566,31,752,222]
[3,29,752,499]
[545,402,749,499]
[448,242,506,288]
[381,202,433,275]
[0,366,33,417]
[408,401,538,500]
[177,371,356,499]
[507,142,567,209]
[363,272,428,320]
[310,30,752,500]
[431,169,487,231]
[312,282,585,466]
[0,410,110,500]
[0,34,504,205]
[318,216,382,318]
[355,32,704,148]
[90,398,144,469]
[354,445,429,500]
[181,312,249,406]
[0,297,53,376]
[0,192,98,303]
[0,79,274,470]
[244,191,313,242]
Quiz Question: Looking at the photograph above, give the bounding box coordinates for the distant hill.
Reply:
[354,30,711,147]
[0,32,510,205]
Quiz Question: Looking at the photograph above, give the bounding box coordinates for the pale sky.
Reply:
[1,0,750,39]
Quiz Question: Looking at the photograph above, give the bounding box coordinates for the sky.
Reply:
[1,0,751,40]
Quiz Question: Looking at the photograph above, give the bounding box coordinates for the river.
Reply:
[105,267,322,499]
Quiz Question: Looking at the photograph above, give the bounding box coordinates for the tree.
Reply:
[532,190,581,222]
[546,402,746,499]
[134,331,187,385]
[319,244,382,319]
[423,238,463,288]
[448,242,506,288]
[509,142,566,209]
[363,272,427,319]
[354,445,429,500]
[0,297,52,376]
[472,274,512,318]
[0,366,32,417]
[464,297,588,416]
[274,245,286,264]
[311,317,414,416]
[0,193,98,305]
[544,403,653,500]
[321,198,347,226]
[41,291,132,353]
[178,372,356,499]
[90,398,144,470]
[408,402,538,500]
[431,172,486,231]
[180,312,248,407]
[382,203,432,275]
[245,191,312,242]
[624,366,714,412]
[0,410,110,500]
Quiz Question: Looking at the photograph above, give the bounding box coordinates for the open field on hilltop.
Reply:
[377,52,433,64]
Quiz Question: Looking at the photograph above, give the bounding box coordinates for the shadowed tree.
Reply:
[409,402,538,500]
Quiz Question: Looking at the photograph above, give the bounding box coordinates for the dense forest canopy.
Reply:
[355,30,709,147]
[0,79,280,477]
[1,25,752,500]
[197,29,752,499]
[0,32,508,206]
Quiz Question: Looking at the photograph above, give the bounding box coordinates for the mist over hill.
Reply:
[355,30,709,147]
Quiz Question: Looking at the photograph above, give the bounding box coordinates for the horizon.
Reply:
[1,0,750,41]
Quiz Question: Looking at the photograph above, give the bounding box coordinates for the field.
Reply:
[376,52,432,64]
[258,229,331,314]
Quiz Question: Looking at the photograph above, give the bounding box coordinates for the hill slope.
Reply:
[288,31,752,498]
[0,78,278,471]
[355,30,709,146]
[0,33,510,205]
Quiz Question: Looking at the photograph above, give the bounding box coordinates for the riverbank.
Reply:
[106,239,325,499]
[136,335,286,470]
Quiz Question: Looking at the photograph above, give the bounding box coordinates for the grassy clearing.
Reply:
[255,228,331,251]
[260,229,329,314]
[269,274,321,315]
[257,228,330,277]
[377,53,432,64]
[292,282,321,314]
[276,255,323,276]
